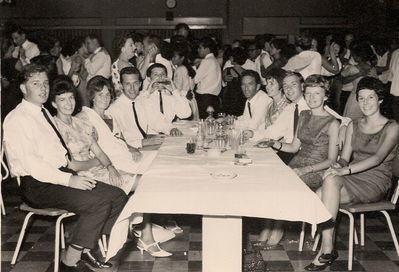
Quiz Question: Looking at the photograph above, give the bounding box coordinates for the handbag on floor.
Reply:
[243,243,266,272]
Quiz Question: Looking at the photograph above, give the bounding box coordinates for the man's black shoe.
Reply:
[60,260,94,272]
[81,251,113,268]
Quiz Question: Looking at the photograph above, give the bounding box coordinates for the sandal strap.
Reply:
[138,239,160,251]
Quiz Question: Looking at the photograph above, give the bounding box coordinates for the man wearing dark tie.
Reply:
[107,67,183,151]
[237,70,272,130]
[3,64,128,272]
[144,63,191,123]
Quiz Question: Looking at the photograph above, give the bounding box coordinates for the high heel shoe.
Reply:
[304,250,338,271]
[137,239,172,257]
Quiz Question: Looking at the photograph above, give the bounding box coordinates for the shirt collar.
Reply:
[120,92,143,104]
[21,99,44,113]
[248,90,262,103]
[297,96,309,109]
[205,53,214,59]
[21,40,29,49]
[94,47,102,54]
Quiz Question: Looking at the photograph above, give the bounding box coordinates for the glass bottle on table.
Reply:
[196,119,205,150]
[205,106,216,138]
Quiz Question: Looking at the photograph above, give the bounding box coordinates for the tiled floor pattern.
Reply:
[1,180,398,272]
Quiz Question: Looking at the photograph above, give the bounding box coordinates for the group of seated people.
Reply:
[2,22,399,272]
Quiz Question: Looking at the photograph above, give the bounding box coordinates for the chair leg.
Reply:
[348,214,355,271]
[102,234,108,252]
[11,212,34,265]
[98,239,106,258]
[340,210,354,271]
[299,222,305,251]
[354,226,359,245]
[60,223,65,249]
[55,214,73,272]
[360,213,365,246]
[312,233,320,252]
[380,210,399,257]
[0,192,5,216]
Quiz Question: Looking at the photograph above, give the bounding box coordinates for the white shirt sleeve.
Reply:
[194,58,208,84]
[253,105,295,143]
[106,103,143,148]
[171,91,192,119]
[85,51,107,76]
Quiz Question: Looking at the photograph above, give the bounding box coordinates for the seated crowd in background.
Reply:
[2,21,399,272]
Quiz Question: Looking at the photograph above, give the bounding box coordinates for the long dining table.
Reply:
[106,121,331,272]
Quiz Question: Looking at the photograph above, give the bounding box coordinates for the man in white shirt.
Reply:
[3,64,127,272]
[388,47,399,122]
[144,63,192,122]
[255,34,274,86]
[283,34,322,80]
[84,35,111,82]
[107,67,182,149]
[194,36,222,119]
[11,25,40,66]
[236,70,272,130]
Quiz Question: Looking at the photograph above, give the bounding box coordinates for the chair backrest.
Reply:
[1,145,10,181]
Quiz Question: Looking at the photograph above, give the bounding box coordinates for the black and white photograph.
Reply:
[1,1,399,271]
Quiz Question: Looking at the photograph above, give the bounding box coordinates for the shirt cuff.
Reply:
[339,117,352,127]
[58,172,73,187]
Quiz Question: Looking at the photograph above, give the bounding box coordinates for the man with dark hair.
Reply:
[194,36,222,119]
[144,63,191,123]
[3,64,128,272]
[107,66,182,150]
[11,25,40,66]
[174,23,190,39]
[84,34,111,81]
[283,33,322,80]
[236,70,272,129]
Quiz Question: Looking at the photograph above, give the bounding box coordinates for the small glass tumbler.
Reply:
[186,142,196,154]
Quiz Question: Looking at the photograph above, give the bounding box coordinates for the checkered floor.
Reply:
[1,179,398,272]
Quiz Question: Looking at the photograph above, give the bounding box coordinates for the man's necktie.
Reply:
[132,101,146,138]
[248,101,252,118]
[159,91,164,114]
[41,108,72,161]
[293,104,299,133]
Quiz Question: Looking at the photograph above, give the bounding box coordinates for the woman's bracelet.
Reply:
[105,163,113,169]
[309,166,314,173]
[337,158,349,168]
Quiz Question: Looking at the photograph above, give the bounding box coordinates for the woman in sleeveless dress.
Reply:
[305,77,399,271]
[258,75,340,247]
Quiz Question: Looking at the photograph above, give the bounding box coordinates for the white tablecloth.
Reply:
[106,121,331,261]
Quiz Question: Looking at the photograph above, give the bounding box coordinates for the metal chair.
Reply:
[339,181,399,270]
[1,145,9,215]
[11,176,76,272]
[300,180,399,271]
